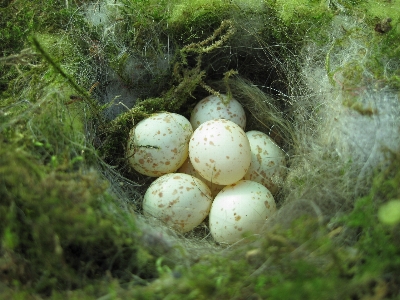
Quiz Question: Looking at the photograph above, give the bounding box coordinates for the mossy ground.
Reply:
[1,0,400,298]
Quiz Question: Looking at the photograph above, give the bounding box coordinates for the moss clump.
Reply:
[0,151,154,294]
[1,20,157,294]
[339,155,400,298]
[169,0,232,44]
[0,0,85,93]
[88,163,400,299]
[0,80,157,298]
[323,0,400,99]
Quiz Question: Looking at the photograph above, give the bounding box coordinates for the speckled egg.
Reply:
[178,158,225,197]
[143,173,212,233]
[209,180,276,244]
[126,112,193,177]
[190,94,246,130]
[244,130,286,194]
[189,119,251,185]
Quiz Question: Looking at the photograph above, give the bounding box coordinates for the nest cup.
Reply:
[86,0,400,259]
[100,83,294,251]
[72,2,296,253]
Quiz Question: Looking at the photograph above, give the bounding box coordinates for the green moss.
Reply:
[116,152,400,299]
[265,0,334,45]
[0,144,155,293]
[362,0,400,22]
[169,0,232,44]
[0,0,86,93]
[324,18,400,102]
[0,95,157,296]
[112,218,348,299]
[269,0,327,23]
[339,154,400,296]
[0,21,158,293]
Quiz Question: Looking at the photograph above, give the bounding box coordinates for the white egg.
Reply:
[189,119,251,185]
[142,173,212,233]
[126,112,193,177]
[209,180,276,244]
[244,130,286,194]
[178,158,225,197]
[190,94,246,130]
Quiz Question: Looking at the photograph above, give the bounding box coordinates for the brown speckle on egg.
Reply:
[163,216,172,223]
[169,198,179,207]
[225,125,232,133]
